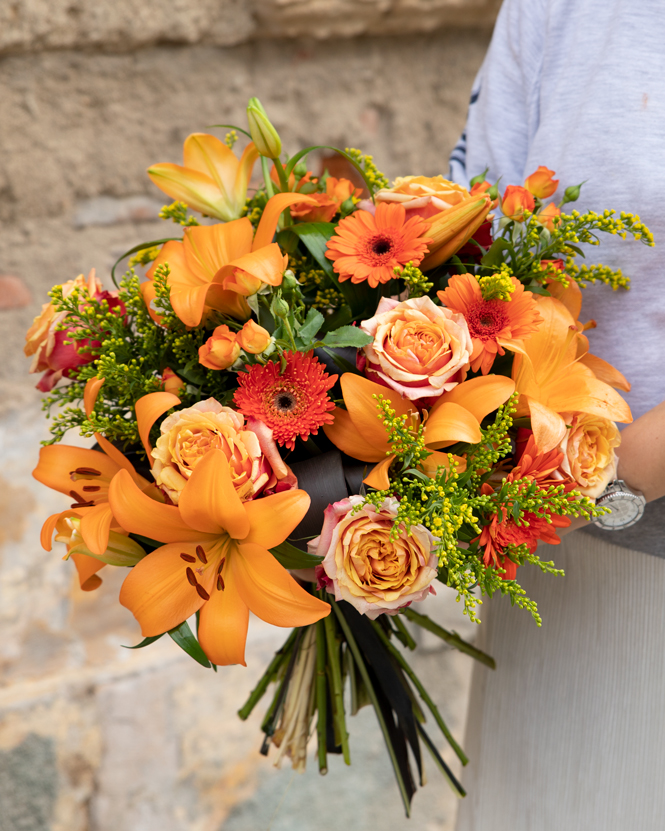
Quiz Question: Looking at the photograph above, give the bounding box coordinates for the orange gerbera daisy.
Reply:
[234,352,337,451]
[325,203,432,288]
[438,273,542,375]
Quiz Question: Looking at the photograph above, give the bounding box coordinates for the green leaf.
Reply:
[287,222,336,277]
[481,238,514,268]
[168,619,212,668]
[270,540,323,570]
[298,308,325,342]
[319,346,359,375]
[122,634,164,649]
[319,305,353,335]
[110,237,180,287]
[321,326,372,349]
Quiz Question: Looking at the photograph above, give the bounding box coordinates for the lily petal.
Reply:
[109,469,209,543]
[84,376,105,417]
[363,455,394,490]
[323,408,387,463]
[197,559,249,667]
[70,552,105,592]
[80,503,114,557]
[339,373,413,451]
[147,163,232,220]
[119,542,207,637]
[135,391,181,458]
[33,445,119,494]
[218,243,287,292]
[252,192,318,251]
[41,512,64,551]
[233,542,330,627]
[432,375,515,423]
[425,402,483,448]
[242,489,311,549]
[580,353,631,392]
[179,450,249,539]
[527,397,568,453]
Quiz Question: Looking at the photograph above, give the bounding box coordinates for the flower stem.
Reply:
[261,156,276,199]
[273,157,291,192]
[315,620,328,774]
[323,610,351,765]
[402,607,496,669]
[238,628,298,721]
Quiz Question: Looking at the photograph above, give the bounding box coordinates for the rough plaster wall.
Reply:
[0,23,492,831]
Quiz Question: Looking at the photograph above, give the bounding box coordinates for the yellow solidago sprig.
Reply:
[478,263,516,301]
[128,246,160,268]
[344,148,389,192]
[394,261,434,299]
[564,258,630,290]
[159,200,200,226]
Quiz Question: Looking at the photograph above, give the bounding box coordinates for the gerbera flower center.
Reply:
[274,390,298,414]
[370,234,394,257]
[466,300,509,340]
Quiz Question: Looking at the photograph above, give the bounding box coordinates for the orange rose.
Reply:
[237,320,272,354]
[291,177,362,223]
[198,325,240,370]
[535,202,562,231]
[151,399,280,504]
[558,413,620,498]
[310,496,437,618]
[524,166,559,199]
[359,295,472,401]
[161,368,186,396]
[501,185,535,221]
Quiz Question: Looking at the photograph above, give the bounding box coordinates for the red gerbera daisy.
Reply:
[325,203,432,288]
[234,352,338,451]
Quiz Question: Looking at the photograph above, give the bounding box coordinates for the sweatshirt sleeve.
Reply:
[449,0,548,188]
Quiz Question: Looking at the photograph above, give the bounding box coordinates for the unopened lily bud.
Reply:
[561,182,585,205]
[238,320,272,354]
[271,294,290,319]
[247,97,282,160]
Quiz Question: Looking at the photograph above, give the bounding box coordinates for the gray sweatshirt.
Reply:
[449,0,665,555]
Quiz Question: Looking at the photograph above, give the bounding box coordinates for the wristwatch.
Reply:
[593,479,646,530]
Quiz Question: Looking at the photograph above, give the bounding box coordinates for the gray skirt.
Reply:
[456,531,665,830]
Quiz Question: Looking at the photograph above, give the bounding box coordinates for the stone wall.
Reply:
[0,4,496,829]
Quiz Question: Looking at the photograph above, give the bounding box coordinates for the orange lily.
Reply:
[512,296,632,452]
[110,450,330,666]
[323,373,515,489]
[35,378,178,589]
[148,133,260,222]
[420,195,492,271]
[143,192,317,328]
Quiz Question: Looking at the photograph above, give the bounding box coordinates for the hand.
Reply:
[615,400,665,503]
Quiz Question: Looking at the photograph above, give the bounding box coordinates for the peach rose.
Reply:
[24,269,123,392]
[151,399,287,504]
[198,325,241,370]
[524,165,559,199]
[557,413,620,498]
[375,175,470,221]
[309,495,438,618]
[501,185,535,221]
[237,319,272,354]
[535,202,562,231]
[360,295,472,401]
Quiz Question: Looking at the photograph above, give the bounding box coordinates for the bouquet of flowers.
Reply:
[27,98,652,813]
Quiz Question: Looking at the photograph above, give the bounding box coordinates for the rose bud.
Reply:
[500,185,535,222]
[524,165,559,199]
[161,368,186,396]
[198,325,241,370]
[237,320,272,354]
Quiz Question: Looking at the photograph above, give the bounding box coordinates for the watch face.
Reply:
[596,492,644,529]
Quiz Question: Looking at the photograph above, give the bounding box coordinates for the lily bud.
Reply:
[247,97,282,160]
[561,182,585,205]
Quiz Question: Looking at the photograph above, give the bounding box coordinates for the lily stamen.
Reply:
[180,553,196,563]
[196,545,208,564]
[185,567,198,586]
[217,574,225,592]
[196,584,210,601]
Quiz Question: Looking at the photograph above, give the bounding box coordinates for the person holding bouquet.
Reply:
[449,1,665,828]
